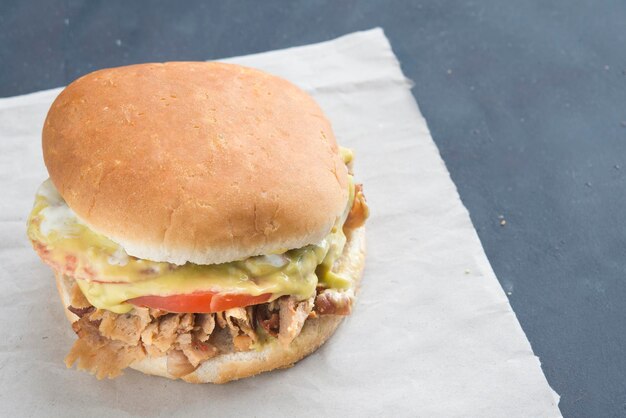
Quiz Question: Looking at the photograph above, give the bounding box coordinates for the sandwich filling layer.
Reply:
[27,179,359,314]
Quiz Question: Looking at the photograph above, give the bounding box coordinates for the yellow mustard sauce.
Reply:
[27,173,355,314]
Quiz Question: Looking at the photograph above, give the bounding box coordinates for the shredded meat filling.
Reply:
[167,349,196,378]
[65,284,355,379]
[314,289,353,315]
[278,296,314,346]
[344,183,368,230]
[257,304,280,337]
[67,305,94,318]
[182,340,219,367]
[66,314,144,379]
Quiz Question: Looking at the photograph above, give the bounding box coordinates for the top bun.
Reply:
[43,62,349,265]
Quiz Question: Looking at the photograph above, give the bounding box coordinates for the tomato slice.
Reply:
[128,291,271,313]
[211,292,271,312]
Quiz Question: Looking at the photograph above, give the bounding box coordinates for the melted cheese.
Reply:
[27,179,354,313]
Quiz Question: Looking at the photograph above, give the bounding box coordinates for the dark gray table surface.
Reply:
[2,1,625,416]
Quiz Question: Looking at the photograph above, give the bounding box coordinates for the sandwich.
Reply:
[26,62,368,383]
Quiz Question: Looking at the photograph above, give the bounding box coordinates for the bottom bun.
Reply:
[56,226,366,383]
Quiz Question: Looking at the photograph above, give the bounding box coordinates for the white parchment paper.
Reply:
[0,29,561,417]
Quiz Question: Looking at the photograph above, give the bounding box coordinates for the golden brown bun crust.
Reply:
[55,226,365,383]
[43,62,349,265]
